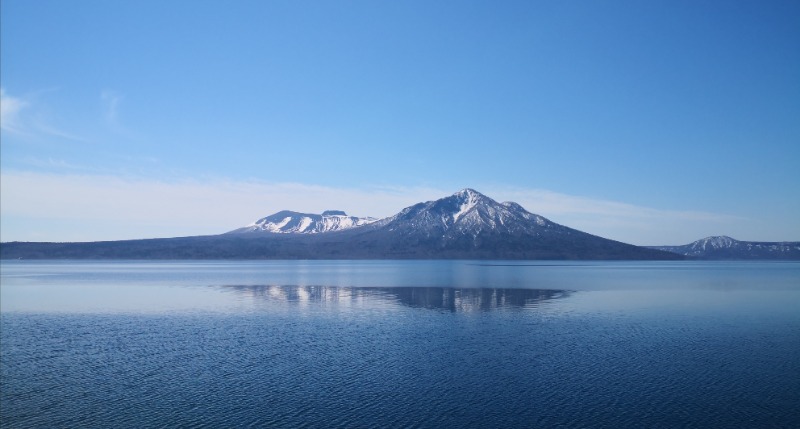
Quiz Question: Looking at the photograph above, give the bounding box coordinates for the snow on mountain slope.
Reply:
[690,235,738,251]
[228,210,378,234]
[374,188,570,240]
[229,188,566,239]
[348,188,676,259]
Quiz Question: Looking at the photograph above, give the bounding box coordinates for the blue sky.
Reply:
[1,0,798,245]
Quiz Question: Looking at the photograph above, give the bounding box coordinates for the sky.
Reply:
[1,0,798,245]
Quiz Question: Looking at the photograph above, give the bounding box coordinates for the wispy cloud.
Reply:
[0,88,28,134]
[482,187,746,245]
[488,187,740,222]
[1,88,90,143]
[18,157,87,171]
[0,171,442,225]
[101,90,123,125]
[0,171,762,244]
[98,89,136,139]
[35,122,91,143]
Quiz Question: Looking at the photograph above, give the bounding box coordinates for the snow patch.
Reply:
[453,190,479,223]
[235,211,378,234]
[297,217,313,232]
[266,217,292,232]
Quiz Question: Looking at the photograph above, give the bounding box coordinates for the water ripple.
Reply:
[3,292,800,428]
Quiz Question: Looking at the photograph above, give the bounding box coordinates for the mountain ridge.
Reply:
[228,210,377,234]
[649,235,800,260]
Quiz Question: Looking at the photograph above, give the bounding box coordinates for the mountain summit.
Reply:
[377,188,551,238]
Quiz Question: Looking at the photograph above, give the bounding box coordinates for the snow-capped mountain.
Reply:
[649,236,800,260]
[175,188,685,259]
[0,188,684,260]
[228,210,378,234]
[346,189,678,259]
[375,188,554,237]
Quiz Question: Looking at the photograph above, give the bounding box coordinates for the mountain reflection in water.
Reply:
[220,285,569,312]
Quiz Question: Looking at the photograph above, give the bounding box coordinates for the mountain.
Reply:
[228,210,377,234]
[649,236,800,260]
[378,188,551,237]
[0,189,681,260]
[336,189,679,259]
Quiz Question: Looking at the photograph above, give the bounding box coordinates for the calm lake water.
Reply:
[1,260,799,428]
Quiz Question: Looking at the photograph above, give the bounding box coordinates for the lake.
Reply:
[1,260,799,428]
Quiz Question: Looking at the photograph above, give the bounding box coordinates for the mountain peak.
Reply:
[384,187,554,238]
[448,189,491,222]
[453,188,484,198]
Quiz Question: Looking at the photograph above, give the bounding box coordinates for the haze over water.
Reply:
[2,260,799,428]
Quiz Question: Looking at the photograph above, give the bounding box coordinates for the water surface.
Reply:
[1,260,799,428]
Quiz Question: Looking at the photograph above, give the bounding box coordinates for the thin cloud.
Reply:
[489,188,741,223]
[101,90,123,125]
[34,122,91,143]
[0,172,446,240]
[1,88,90,143]
[483,187,746,245]
[0,88,28,134]
[19,157,87,171]
[99,89,136,139]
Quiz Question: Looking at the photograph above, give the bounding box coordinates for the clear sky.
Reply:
[1,0,798,245]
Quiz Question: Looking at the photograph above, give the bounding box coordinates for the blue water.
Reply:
[2,261,799,428]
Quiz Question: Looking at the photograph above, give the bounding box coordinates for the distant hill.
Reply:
[649,236,800,260]
[1,189,681,260]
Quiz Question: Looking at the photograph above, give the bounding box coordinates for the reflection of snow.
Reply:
[220,285,569,312]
